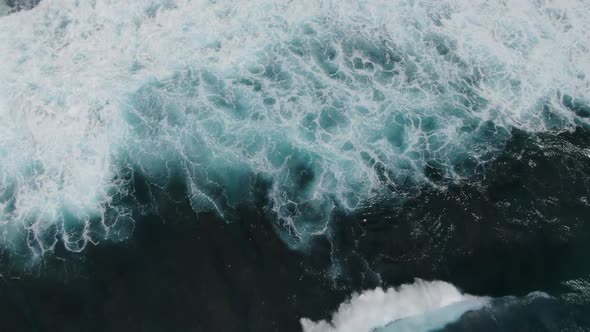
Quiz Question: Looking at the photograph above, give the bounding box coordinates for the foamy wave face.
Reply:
[1,0,589,256]
[300,279,488,332]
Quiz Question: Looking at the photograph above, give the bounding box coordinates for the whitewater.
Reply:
[1,0,589,257]
[300,279,489,332]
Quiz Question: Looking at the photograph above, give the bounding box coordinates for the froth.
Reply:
[300,279,488,332]
[1,0,589,256]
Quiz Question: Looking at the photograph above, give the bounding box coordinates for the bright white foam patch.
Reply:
[300,279,488,332]
[0,0,589,256]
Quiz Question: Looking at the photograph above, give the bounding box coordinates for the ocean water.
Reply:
[1,0,590,331]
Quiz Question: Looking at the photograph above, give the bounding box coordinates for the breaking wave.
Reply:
[300,279,488,332]
[1,0,589,256]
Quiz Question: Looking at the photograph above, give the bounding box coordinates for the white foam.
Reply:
[0,0,323,254]
[1,0,589,255]
[300,279,488,332]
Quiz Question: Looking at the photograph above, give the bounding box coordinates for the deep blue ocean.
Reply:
[1,0,590,331]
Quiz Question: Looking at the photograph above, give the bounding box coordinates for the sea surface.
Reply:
[1,0,590,331]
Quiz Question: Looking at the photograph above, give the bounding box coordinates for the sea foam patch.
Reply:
[1,0,589,257]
